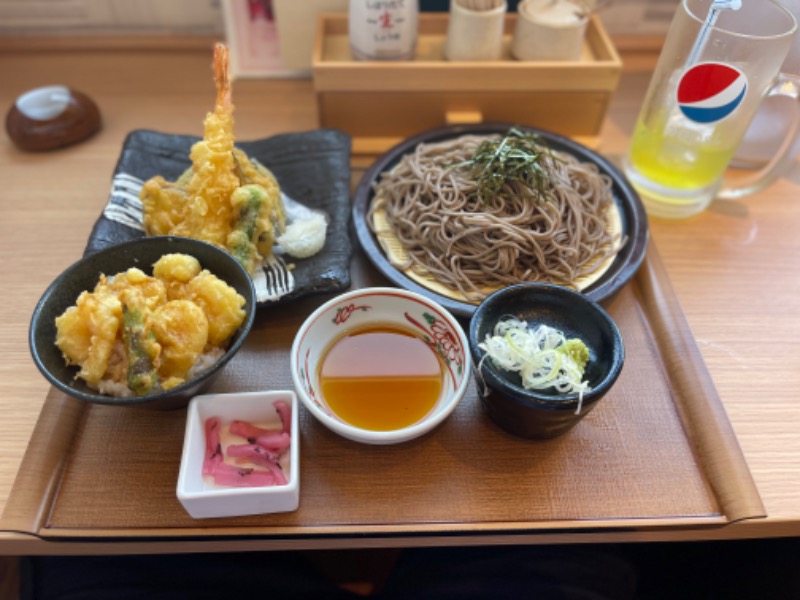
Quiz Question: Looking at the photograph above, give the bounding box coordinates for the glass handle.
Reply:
[718,73,800,200]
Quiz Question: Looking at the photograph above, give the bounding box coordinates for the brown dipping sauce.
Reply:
[318,325,444,431]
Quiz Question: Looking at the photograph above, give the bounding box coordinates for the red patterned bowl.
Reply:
[290,287,470,445]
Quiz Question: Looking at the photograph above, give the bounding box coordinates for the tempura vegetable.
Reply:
[227,184,274,270]
[140,43,285,273]
[121,302,160,396]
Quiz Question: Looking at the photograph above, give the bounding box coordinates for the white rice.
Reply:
[187,347,225,379]
[95,379,134,398]
[92,347,226,398]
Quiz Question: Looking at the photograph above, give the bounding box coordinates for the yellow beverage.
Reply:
[628,114,738,191]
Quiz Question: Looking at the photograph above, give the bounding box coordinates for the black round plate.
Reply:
[352,123,649,317]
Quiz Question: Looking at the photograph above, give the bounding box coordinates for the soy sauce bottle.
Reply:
[349,0,419,60]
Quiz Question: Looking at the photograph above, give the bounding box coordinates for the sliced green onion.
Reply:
[478,317,591,414]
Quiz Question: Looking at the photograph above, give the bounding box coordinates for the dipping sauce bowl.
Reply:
[291,287,471,445]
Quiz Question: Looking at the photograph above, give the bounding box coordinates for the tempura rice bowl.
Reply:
[29,236,256,410]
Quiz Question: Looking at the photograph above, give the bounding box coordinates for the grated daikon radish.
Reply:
[277,213,327,259]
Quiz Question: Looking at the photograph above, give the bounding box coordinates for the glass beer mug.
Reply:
[623,0,799,219]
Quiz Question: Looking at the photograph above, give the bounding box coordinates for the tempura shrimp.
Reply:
[140,43,285,273]
[55,284,122,386]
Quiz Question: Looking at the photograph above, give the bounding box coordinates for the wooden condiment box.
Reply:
[312,13,622,157]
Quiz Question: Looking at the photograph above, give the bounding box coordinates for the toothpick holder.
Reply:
[445,0,508,61]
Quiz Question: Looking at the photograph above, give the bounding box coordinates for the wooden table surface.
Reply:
[0,39,799,553]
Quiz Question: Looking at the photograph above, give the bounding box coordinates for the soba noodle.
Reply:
[368,133,624,302]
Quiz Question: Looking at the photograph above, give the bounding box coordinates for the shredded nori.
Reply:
[454,128,560,203]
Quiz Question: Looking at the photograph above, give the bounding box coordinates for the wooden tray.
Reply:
[2,243,764,544]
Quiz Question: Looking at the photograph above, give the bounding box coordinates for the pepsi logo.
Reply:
[677,62,747,124]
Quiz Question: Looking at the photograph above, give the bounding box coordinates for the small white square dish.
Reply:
[177,390,299,519]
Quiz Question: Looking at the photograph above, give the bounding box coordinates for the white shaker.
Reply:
[512,0,589,61]
[349,0,419,60]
